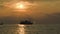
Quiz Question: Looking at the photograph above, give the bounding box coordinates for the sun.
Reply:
[15,2,27,9]
[18,4,25,9]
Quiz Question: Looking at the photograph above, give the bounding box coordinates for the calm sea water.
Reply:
[0,24,60,34]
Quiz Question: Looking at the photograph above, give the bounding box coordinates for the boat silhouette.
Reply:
[20,20,33,25]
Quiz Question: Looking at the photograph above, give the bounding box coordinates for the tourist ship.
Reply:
[20,20,33,25]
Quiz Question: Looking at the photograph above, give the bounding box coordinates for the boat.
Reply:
[20,20,33,25]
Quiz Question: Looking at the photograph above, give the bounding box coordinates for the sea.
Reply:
[0,24,60,34]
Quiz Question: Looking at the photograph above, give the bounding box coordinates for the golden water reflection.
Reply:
[18,24,25,34]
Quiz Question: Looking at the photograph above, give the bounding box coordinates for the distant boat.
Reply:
[20,20,33,25]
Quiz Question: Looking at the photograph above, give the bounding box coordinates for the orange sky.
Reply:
[0,0,60,24]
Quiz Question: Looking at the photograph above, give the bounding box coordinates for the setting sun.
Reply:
[18,4,25,9]
[15,2,27,9]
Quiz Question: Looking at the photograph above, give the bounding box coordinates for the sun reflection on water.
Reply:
[18,24,25,34]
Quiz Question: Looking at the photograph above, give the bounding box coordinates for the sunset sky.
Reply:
[0,0,60,24]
